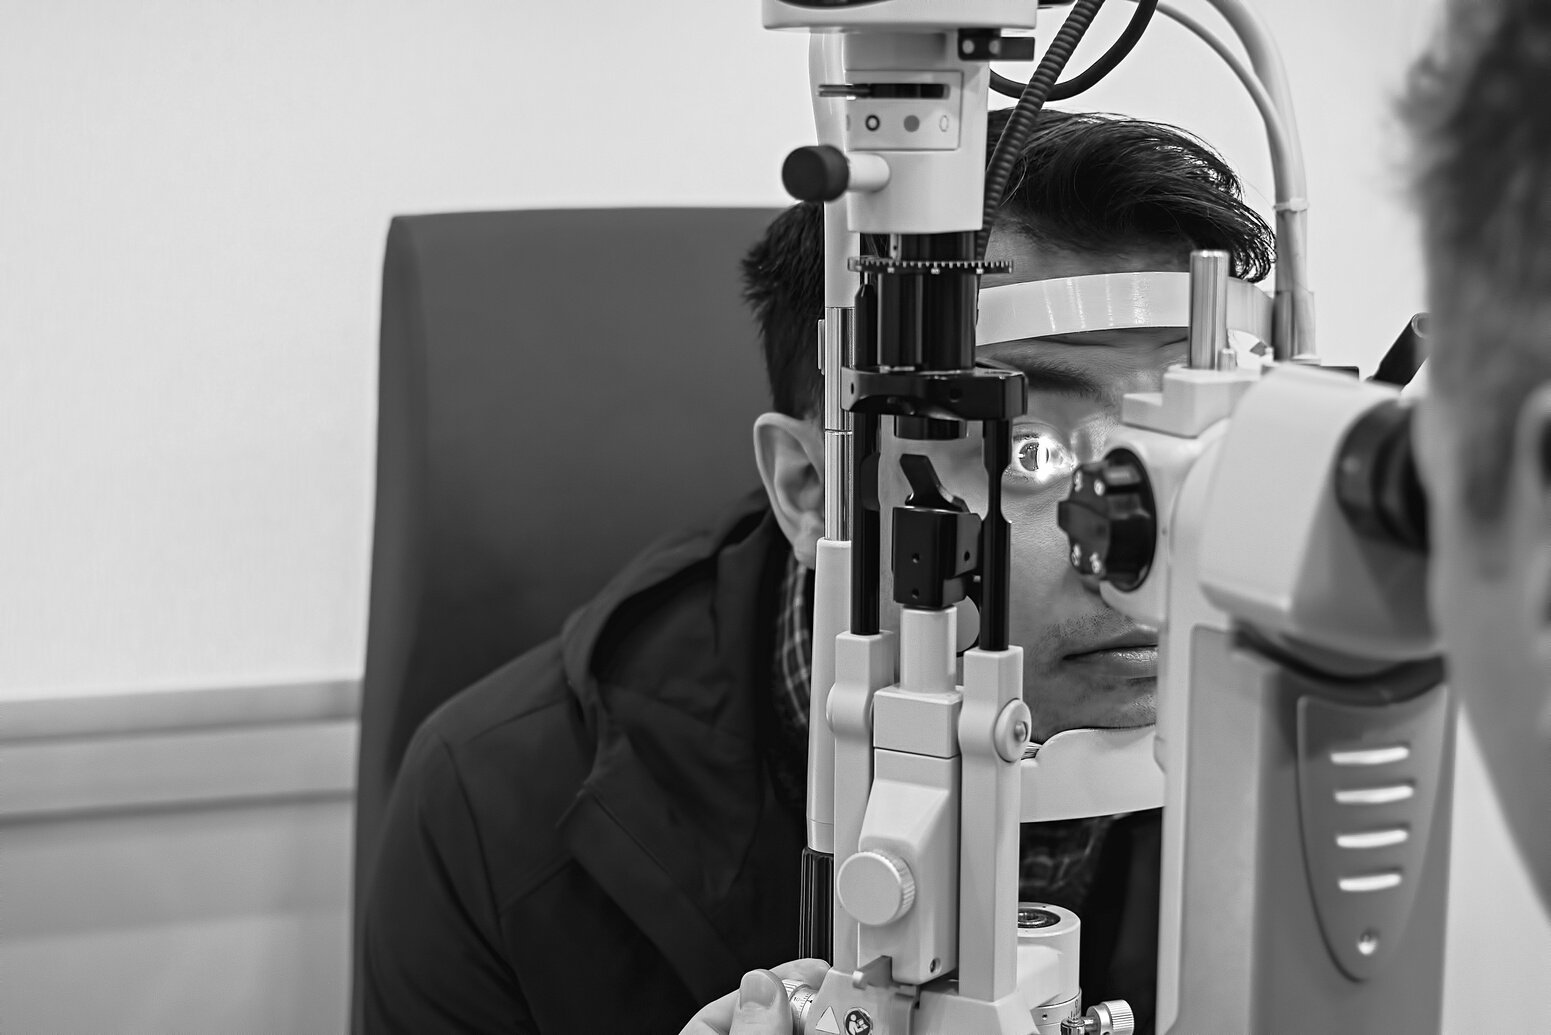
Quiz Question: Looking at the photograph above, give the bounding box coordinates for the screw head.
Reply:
[1088,554,1105,576]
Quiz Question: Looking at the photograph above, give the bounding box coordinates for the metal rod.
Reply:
[851,410,882,636]
[981,420,1012,651]
[821,307,855,541]
[1188,250,1231,370]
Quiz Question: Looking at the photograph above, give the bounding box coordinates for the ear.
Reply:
[1509,381,1551,671]
[752,412,825,570]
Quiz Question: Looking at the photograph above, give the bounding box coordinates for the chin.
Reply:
[1046,680,1157,738]
[1104,693,1158,729]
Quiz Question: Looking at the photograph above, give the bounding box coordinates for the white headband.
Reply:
[976,271,1273,353]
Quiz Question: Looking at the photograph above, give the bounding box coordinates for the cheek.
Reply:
[1414,404,1456,630]
[1007,494,1078,594]
[1416,409,1478,651]
[1412,398,1450,501]
[1426,497,1508,684]
[1427,535,1470,655]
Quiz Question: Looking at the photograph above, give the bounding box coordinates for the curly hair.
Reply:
[741,106,1276,419]
[1403,0,1551,527]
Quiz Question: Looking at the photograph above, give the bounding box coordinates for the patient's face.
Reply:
[874,235,1187,742]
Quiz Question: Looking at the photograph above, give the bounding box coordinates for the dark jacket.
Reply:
[358,491,1161,1034]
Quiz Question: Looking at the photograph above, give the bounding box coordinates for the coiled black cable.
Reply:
[990,0,1158,101]
[978,0,1108,261]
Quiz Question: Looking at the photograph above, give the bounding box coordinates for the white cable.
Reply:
[1153,2,1301,201]
[1192,0,1309,168]
[1113,0,1315,358]
[1172,0,1315,358]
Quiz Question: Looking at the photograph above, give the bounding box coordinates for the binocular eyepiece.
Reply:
[1060,393,1429,595]
[1334,397,1429,555]
[1333,313,1430,554]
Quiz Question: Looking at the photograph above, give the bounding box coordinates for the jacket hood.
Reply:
[556,487,777,724]
[553,488,804,1004]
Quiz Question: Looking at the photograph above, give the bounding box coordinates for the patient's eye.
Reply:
[1008,429,1077,489]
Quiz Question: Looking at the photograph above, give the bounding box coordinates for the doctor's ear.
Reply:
[752,413,824,570]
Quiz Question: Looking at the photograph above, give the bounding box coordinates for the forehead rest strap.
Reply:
[976,271,1272,352]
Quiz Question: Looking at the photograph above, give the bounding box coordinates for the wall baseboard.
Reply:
[2,678,360,741]
[1,679,362,1032]
[0,679,360,824]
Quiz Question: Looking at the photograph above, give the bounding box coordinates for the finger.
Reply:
[677,987,741,1035]
[728,969,791,1035]
[768,957,831,991]
[677,959,833,1035]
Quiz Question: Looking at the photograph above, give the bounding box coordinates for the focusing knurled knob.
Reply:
[1086,999,1135,1035]
[835,849,917,927]
[1055,449,1156,593]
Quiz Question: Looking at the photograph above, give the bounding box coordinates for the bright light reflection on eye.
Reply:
[1009,431,1078,489]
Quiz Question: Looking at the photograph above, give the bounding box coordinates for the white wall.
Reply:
[3,1,1547,1031]
[0,0,814,698]
[1,682,356,1034]
[0,0,1444,699]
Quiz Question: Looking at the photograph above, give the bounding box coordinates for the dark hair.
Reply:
[741,107,1276,419]
[1403,0,1551,527]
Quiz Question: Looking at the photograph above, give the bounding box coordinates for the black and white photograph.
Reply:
[4,2,1549,1032]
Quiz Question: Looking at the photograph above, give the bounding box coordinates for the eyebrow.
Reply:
[980,352,1113,404]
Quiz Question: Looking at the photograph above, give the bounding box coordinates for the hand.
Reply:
[678,958,830,1035]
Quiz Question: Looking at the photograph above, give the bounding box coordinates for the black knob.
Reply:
[1056,449,1156,592]
[1335,398,1428,554]
[1371,313,1429,389]
[893,454,980,609]
[782,145,849,203]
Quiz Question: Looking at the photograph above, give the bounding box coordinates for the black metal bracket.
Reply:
[957,29,1039,62]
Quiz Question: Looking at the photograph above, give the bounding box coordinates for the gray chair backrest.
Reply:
[354,206,781,918]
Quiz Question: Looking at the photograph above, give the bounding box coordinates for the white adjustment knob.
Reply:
[835,849,916,926]
[1086,1000,1135,1035]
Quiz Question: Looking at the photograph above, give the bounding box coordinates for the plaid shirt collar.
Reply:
[771,550,815,744]
[768,548,1115,908]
